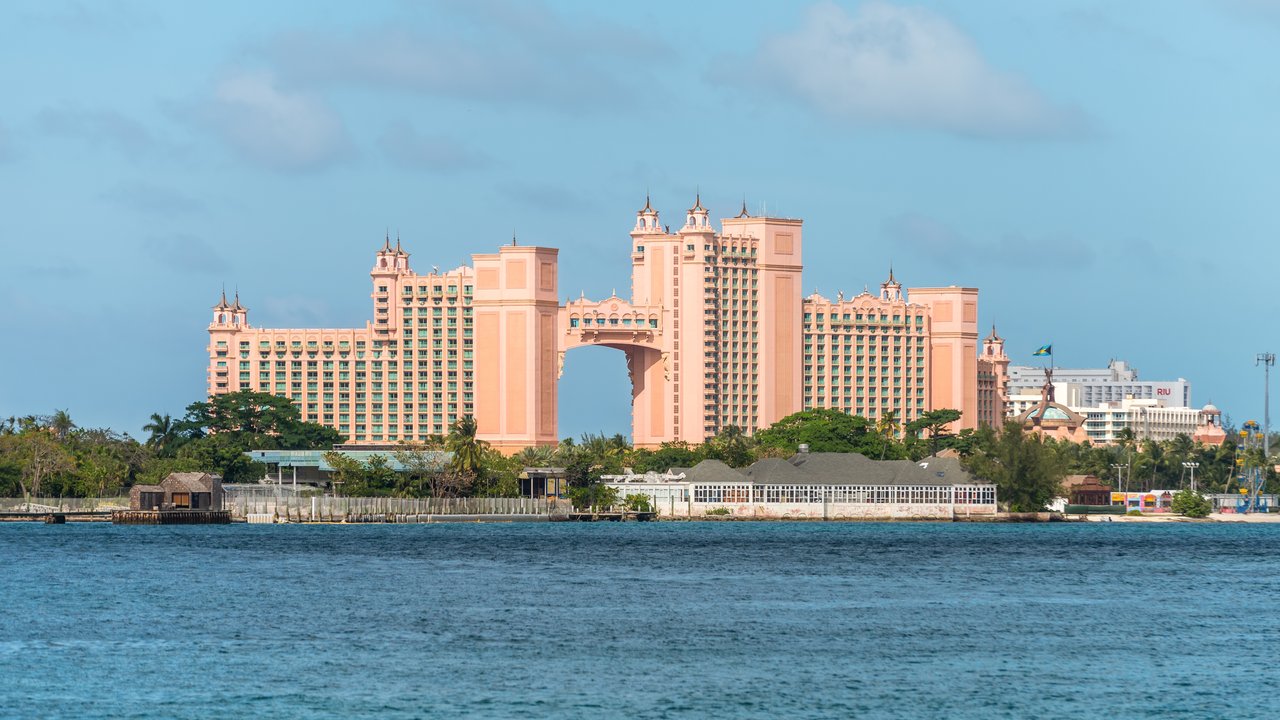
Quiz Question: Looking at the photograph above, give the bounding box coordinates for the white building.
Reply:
[1008,360,1190,409]
[602,453,997,520]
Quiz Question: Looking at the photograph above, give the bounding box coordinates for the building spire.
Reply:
[691,188,705,212]
[382,229,391,252]
[395,231,402,254]
[736,196,750,218]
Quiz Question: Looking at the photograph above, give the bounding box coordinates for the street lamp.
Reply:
[1181,461,1199,492]
[1258,353,1274,459]
[1110,462,1129,493]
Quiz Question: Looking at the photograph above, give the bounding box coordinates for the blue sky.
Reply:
[2,0,1279,439]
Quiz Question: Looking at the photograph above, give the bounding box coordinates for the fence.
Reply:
[226,495,572,522]
[0,495,571,522]
[0,497,130,512]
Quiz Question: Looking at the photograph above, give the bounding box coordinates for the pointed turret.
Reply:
[632,192,662,235]
[682,191,712,233]
[373,229,410,274]
[879,265,903,302]
[211,287,235,326]
[982,324,1007,359]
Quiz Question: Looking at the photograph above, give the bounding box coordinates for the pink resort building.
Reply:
[208,196,1009,452]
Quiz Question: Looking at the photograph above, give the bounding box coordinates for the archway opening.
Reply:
[557,345,633,444]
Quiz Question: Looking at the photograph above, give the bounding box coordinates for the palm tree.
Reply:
[446,415,485,475]
[514,445,556,467]
[49,409,74,442]
[142,413,177,454]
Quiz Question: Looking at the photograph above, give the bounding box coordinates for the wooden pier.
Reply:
[110,510,232,525]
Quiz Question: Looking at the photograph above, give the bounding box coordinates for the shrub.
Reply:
[705,507,731,516]
[624,493,652,512]
[1126,509,1144,516]
[1171,489,1213,518]
[568,484,619,510]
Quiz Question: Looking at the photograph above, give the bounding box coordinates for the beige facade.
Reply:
[207,198,1003,450]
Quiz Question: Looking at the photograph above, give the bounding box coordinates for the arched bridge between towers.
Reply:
[557,295,671,447]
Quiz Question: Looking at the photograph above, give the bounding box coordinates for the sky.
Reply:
[2,0,1279,440]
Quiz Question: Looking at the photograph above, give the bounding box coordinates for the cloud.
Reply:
[499,181,591,210]
[143,234,230,274]
[377,121,487,172]
[37,106,154,155]
[101,182,203,215]
[19,0,161,31]
[195,70,353,172]
[715,1,1088,139]
[885,212,1094,269]
[257,2,669,111]
[1218,0,1280,25]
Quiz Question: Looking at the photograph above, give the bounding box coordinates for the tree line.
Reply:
[3,398,1270,513]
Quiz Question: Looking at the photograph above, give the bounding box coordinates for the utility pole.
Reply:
[1258,353,1274,459]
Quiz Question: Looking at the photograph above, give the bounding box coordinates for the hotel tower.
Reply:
[208,196,1008,451]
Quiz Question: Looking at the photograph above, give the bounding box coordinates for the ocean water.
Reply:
[2,522,1279,719]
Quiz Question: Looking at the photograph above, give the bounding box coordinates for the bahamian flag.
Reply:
[1033,344,1052,357]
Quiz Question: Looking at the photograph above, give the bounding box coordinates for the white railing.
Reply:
[0,497,130,512]
[225,495,572,522]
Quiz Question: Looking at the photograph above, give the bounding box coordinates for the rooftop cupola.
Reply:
[879,265,903,302]
[632,193,661,235]
[982,325,1006,358]
[682,192,712,233]
[374,231,410,274]
[211,288,247,327]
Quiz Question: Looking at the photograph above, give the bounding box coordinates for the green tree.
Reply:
[633,441,700,473]
[704,425,755,468]
[323,451,370,496]
[475,449,522,497]
[1170,489,1212,518]
[49,410,75,442]
[624,493,652,512]
[175,433,266,484]
[446,416,485,475]
[964,422,1065,512]
[76,446,128,498]
[143,413,181,456]
[905,408,963,458]
[757,409,867,454]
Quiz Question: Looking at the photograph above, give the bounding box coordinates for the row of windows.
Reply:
[690,484,995,505]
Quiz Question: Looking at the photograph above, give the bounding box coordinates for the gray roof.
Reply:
[670,453,987,487]
[742,458,806,483]
[681,459,747,484]
[789,452,980,486]
[163,472,219,492]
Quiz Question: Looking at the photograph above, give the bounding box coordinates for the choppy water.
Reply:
[2,522,1279,719]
